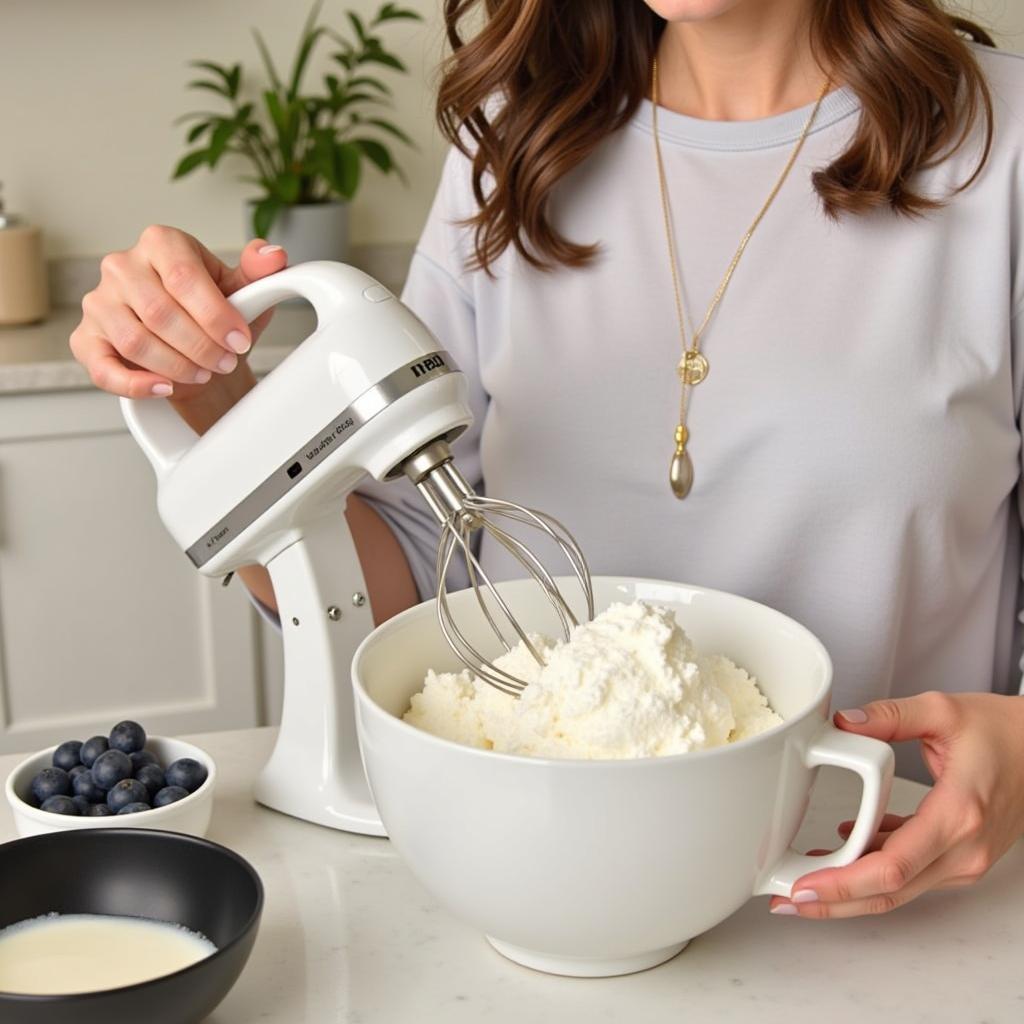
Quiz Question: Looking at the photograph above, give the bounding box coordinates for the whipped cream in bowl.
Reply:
[404,601,782,759]
[352,576,894,978]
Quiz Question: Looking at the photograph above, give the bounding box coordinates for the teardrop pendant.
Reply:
[669,446,693,500]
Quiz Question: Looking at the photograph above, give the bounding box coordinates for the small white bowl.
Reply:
[5,736,215,838]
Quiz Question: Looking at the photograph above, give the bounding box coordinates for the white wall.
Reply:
[2,0,1022,260]
[2,0,450,258]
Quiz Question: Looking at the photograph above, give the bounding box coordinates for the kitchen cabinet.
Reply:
[0,308,313,754]
[0,385,267,753]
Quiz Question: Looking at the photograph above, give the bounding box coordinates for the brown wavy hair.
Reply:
[437,0,995,271]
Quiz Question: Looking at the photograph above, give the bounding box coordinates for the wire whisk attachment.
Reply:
[402,440,594,696]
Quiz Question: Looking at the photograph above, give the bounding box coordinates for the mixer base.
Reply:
[254,773,386,837]
[485,936,690,977]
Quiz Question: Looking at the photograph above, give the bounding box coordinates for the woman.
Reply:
[71,0,1024,920]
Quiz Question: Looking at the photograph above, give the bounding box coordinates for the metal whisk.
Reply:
[402,440,594,696]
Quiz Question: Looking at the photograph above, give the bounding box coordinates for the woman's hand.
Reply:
[70,227,287,406]
[769,692,1024,919]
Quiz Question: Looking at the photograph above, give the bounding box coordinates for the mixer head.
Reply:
[402,441,595,696]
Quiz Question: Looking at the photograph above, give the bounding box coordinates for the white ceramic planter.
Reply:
[245,200,350,265]
[353,577,895,977]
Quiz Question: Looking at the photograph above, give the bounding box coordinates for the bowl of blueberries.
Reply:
[4,721,215,838]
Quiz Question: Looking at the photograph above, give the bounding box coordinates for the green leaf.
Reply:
[355,138,392,173]
[347,11,369,44]
[288,21,328,100]
[273,171,302,203]
[252,197,282,238]
[374,3,422,22]
[347,74,392,95]
[173,109,218,125]
[363,117,413,145]
[189,60,232,84]
[186,120,212,143]
[306,128,335,184]
[207,120,238,165]
[331,50,355,72]
[264,89,283,126]
[252,28,284,92]
[263,90,300,160]
[191,60,241,99]
[336,91,387,111]
[172,149,211,179]
[188,79,232,99]
[333,141,361,198]
[357,51,406,73]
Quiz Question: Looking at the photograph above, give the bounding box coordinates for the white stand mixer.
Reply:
[122,262,475,836]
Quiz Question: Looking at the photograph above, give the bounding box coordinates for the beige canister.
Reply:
[0,186,49,325]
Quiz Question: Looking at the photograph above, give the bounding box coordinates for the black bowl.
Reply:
[0,828,263,1024]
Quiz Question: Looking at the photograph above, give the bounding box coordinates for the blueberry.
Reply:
[116,801,151,815]
[69,765,90,783]
[52,741,83,771]
[40,795,79,815]
[72,771,107,804]
[129,749,158,772]
[80,735,109,768]
[30,767,71,804]
[85,803,114,817]
[152,785,189,807]
[164,758,208,793]
[106,778,149,812]
[109,721,146,755]
[72,794,93,814]
[134,764,166,798]
[91,749,132,791]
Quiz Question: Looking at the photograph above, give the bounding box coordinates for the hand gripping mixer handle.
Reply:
[120,261,381,480]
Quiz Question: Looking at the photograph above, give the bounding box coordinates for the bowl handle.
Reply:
[754,724,895,897]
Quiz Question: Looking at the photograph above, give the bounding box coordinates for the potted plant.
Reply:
[172,1,420,264]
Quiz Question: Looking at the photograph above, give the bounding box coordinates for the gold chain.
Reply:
[652,57,830,499]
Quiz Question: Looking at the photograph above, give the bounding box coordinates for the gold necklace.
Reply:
[651,58,830,499]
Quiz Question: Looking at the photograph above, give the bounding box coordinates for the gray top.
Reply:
[354,46,1024,781]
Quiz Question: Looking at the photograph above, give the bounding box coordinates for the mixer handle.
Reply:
[121,261,387,480]
[226,260,381,325]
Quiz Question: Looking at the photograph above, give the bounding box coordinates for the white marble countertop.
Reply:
[2,727,1022,1022]
[0,307,315,393]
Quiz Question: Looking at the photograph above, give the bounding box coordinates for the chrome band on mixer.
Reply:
[185,351,457,568]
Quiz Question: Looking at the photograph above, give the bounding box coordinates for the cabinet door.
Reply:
[0,390,261,754]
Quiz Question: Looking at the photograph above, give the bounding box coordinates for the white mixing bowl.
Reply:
[353,577,894,977]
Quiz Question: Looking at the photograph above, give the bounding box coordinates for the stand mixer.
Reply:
[122,261,592,836]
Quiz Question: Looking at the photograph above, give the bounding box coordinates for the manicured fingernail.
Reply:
[151,383,173,397]
[771,903,799,915]
[225,329,250,354]
[194,369,212,384]
[216,352,238,374]
[792,890,819,903]
[838,708,868,723]
[258,244,283,255]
